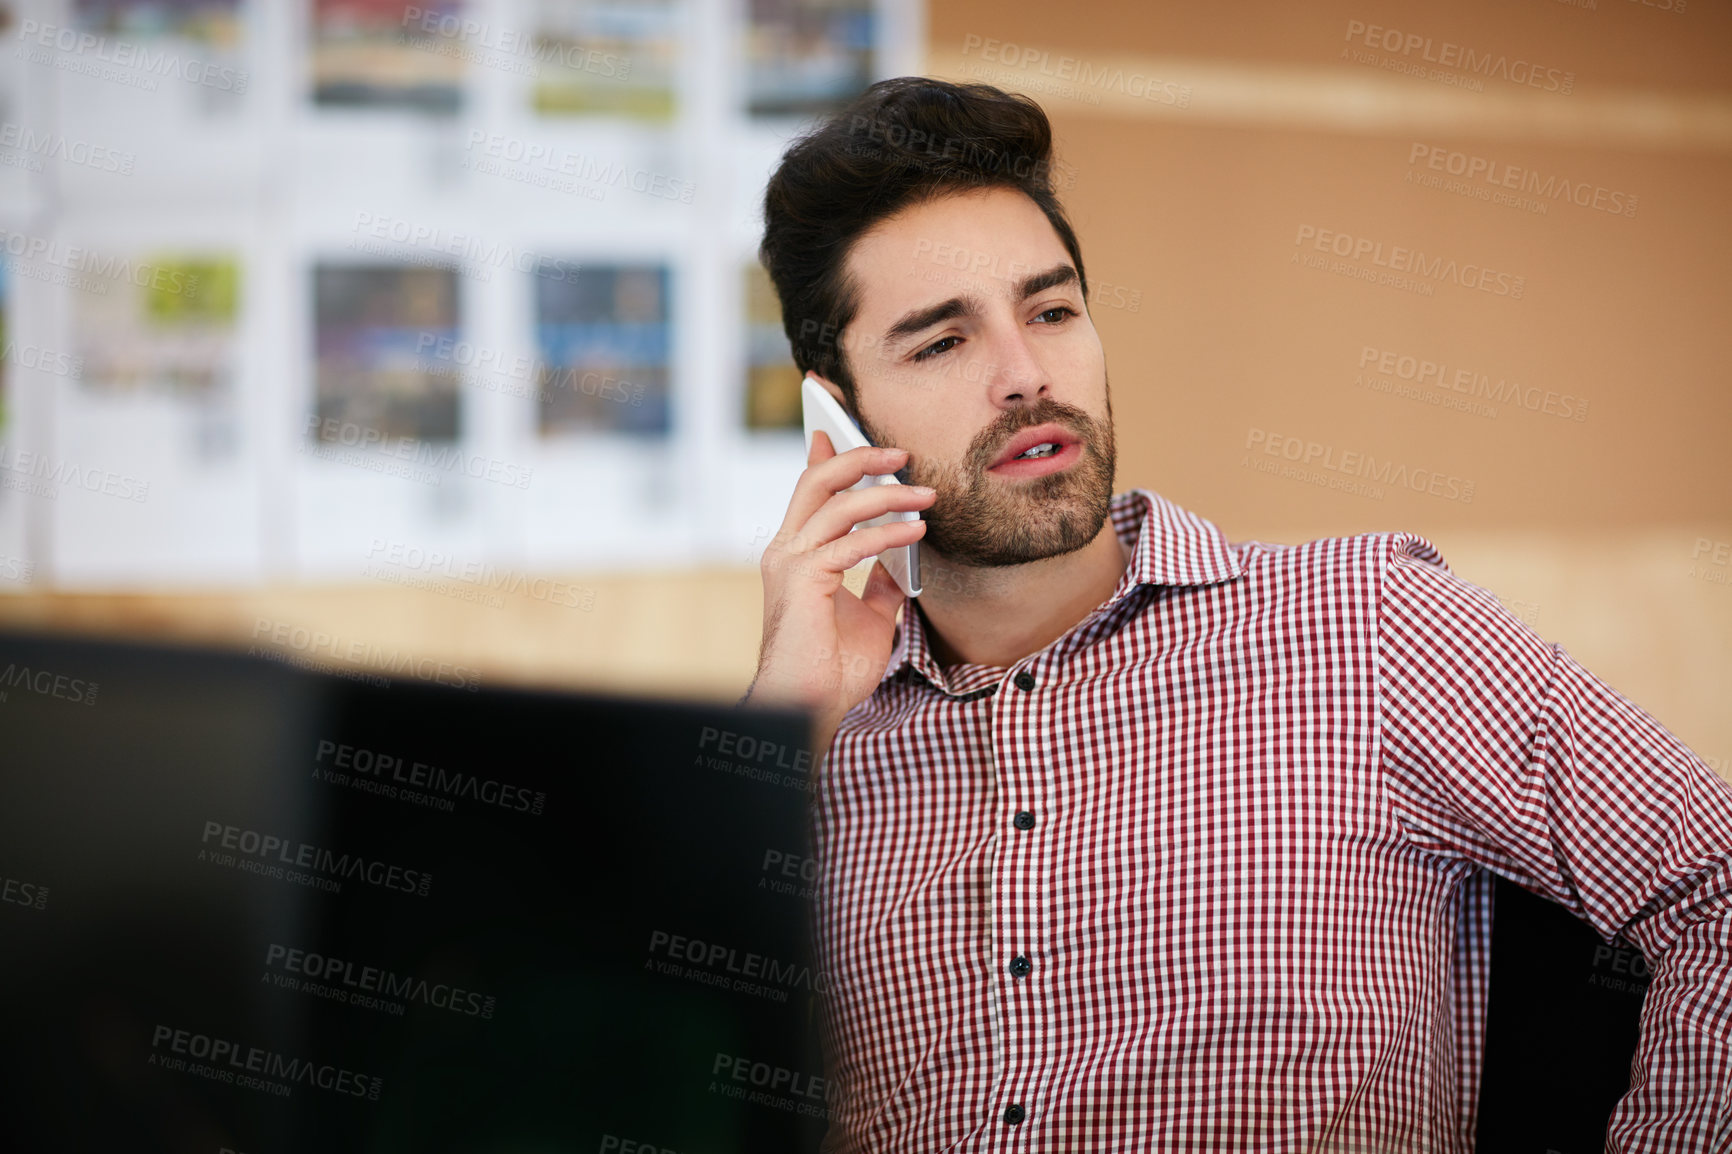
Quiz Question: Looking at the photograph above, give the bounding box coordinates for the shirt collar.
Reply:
[883,488,1245,692]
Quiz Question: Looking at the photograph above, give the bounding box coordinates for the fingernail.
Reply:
[911,486,935,495]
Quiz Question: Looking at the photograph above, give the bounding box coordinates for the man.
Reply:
[742,77,1732,1151]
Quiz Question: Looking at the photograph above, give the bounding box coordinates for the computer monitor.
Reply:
[1475,874,1647,1152]
[0,629,827,1153]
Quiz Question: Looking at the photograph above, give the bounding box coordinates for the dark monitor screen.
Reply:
[0,630,827,1153]
[1475,874,1647,1153]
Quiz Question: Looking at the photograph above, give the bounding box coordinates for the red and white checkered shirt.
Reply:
[811,488,1732,1153]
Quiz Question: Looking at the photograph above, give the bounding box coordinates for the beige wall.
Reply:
[915,0,1732,773]
[2,0,1728,779]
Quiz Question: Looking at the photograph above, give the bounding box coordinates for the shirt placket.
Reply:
[980,655,1055,1149]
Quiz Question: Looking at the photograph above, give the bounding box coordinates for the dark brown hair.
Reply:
[758,76,1088,416]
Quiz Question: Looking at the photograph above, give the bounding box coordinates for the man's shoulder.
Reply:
[1219,523,1540,659]
[1123,489,1450,593]
[1226,526,1450,581]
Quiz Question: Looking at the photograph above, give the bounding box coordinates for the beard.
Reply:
[857,390,1118,569]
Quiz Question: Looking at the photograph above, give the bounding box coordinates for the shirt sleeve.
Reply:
[1374,538,1732,1153]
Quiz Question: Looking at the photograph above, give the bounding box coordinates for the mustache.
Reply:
[968,400,1100,469]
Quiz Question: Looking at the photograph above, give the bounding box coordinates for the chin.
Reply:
[924,466,1114,568]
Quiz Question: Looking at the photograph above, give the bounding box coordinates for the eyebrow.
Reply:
[882,262,1081,350]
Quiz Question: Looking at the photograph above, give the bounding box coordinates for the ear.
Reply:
[805,370,848,412]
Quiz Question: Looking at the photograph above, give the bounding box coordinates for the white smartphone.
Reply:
[800,375,923,598]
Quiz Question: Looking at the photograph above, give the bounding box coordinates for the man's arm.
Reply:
[1374,541,1732,1152]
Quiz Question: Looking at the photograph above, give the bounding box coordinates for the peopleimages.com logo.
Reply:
[149,1024,381,1100]
[199,820,434,898]
[264,942,498,1019]
[0,121,133,174]
[1342,19,1575,94]
[16,20,249,92]
[1293,225,1525,299]
[0,228,198,297]
[0,442,150,504]
[0,661,99,705]
[1243,427,1476,503]
[1405,143,1637,219]
[247,617,484,692]
[304,416,533,490]
[1356,345,1587,421]
[1,870,49,911]
[314,738,548,815]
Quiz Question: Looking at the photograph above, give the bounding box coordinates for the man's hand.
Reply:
[744,430,935,754]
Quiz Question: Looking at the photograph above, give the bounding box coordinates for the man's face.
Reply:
[834,185,1117,568]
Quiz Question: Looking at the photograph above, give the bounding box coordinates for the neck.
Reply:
[913,514,1134,670]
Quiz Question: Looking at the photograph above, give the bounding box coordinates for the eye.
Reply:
[1033,306,1077,324]
[912,335,960,363]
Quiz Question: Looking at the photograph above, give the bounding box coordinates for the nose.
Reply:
[984,326,1052,409]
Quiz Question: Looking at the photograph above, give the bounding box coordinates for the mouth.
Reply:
[987,423,1084,479]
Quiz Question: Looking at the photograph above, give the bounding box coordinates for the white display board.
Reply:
[0,0,923,590]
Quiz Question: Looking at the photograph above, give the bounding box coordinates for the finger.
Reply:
[779,445,908,539]
[807,428,835,467]
[772,518,926,582]
[789,486,934,553]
